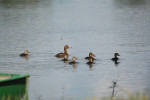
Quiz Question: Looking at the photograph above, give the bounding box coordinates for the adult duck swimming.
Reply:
[55,45,71,58]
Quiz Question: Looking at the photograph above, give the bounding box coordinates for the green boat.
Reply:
[0,73,29,100]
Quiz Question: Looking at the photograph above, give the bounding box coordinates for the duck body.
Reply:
[111,57,119,61]
[69,61,77,64]
[61,54,69,62]
[20,53,28,57]
[85,57,96,60]
[55,45,70,58]
[111,53,120,61]
[86,57,95,65]
[20,50,29,57]
[55,53,67,58]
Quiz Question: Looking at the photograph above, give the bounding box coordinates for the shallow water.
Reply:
[0,0,150,99]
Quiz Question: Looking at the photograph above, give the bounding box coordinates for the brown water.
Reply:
[0,0,150,100]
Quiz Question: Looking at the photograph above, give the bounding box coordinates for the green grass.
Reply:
[84,92,149,100]
[0,91,149,100]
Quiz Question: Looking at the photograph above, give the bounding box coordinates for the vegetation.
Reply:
[0,92,149,100]
[84,92,149,100]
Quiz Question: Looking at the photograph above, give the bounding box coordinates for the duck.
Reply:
[111,53,120,61]
[69,56,78,64]
[85,52,96,60]
[86,57,95,65]
[55,45,71,58]
[61,54,69,62]
[20,50,29,57]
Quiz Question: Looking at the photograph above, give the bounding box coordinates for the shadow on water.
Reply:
[0,0,53,9]
[0,0,40,3]
[112,60,120,67]
[114,0,149,6]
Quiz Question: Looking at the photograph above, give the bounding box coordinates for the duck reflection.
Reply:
[113,60,120,66]
[72,64,77,69]
[61,54,69,63]
[24,55,29,60]
[20,55,29,60]
[86,57,95,70]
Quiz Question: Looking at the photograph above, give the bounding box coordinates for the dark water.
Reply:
[0,0,150,99]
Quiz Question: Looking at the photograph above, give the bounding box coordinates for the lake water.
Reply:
[0,0,150,100]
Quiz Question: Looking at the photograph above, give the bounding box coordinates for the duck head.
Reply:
[24,50,30,54]
[64,45,71,49]
[89,52,95,57]
[114,53,120,57]
[72,56,77,61]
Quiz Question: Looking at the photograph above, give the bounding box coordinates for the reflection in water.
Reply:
[86,57,95,70]
[110,80,118,99]
[71,64,77,69]
[87,63,94,70]
[114,0,148,8]
[112,60,120,67]
[20,55,29,60]
[61,58,69,63]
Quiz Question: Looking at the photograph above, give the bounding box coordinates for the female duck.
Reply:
[55,45,71,58]
[111,53,120,61]
[20,50,29,57]
[69,56,78,64]
[85,52,96,60]
[61,54,69,62]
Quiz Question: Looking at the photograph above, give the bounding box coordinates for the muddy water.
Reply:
[0,0,150,99]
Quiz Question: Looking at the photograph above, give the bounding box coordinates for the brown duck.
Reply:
[55,45,71,58]
[61,54,69,62]
[85,52,96,60]
[20,50,29,57]
[69,56,78,64]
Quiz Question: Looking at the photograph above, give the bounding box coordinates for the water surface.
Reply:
[0,0,150,100]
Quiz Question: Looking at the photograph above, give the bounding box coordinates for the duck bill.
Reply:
[69,46,72,48]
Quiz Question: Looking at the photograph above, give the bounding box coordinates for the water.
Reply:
[0,0,150,99]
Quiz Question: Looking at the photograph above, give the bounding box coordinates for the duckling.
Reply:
[111,53,120,61]
[20,50,29,57]
[69,56,78,64]
[55,45,71,58]
[85,52,96,60]
[86,57,95,65]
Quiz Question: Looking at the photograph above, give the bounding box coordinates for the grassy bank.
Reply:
[0,92,149,100]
